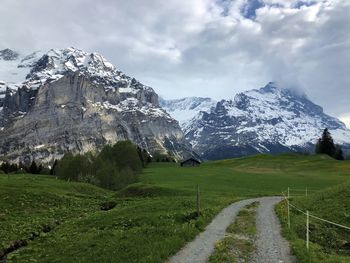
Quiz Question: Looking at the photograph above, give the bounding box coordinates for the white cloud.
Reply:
[0,0,349,120]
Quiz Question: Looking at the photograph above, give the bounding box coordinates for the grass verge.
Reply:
[209,202,259,263]
[276,182,350,262]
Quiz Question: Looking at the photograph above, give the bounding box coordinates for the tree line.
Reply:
[0,160,50,175]
[0,141,167,190]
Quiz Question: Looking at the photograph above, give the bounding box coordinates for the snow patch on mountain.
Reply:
[0,49,41,90]
[0,47,154,96]
[160,97,216,127]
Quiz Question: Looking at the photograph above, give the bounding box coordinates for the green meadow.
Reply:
[1,154,350,262]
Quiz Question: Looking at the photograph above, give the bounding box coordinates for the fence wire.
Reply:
[281,190,350,231]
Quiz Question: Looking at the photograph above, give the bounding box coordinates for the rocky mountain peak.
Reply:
[0,47,194,163]
[169,83,350,160]
[231,83,326,121]
[0,49,19,61]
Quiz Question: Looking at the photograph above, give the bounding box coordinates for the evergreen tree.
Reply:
[29,160,39,174]
[1,162,10,174]
[9,163,18,173]
[50,160,58,175]
[0,162,18,173]
[315,128,336,157]
[315,128,344,160]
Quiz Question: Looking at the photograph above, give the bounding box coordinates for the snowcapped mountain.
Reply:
[0,48,195,163]
[159,97,216,128]
[182,83,350,160]
[2,48,348,162]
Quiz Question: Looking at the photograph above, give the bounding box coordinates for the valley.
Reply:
[1,154,349,262]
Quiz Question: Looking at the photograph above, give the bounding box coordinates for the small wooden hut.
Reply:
[180,158,201,167]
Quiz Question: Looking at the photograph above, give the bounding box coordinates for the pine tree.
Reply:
[29,160,39,174]
[1,162,10,174]
[50,160,58,175]
[315,128,343,160]
[9,163,18,173]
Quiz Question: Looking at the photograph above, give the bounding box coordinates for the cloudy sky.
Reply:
[0,0,349,125]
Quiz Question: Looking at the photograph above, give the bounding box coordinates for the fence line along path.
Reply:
[282,189,350,250]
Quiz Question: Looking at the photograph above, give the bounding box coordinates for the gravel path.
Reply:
[168,198,258,263]
[168,197,294,263]
[251,197,295,263]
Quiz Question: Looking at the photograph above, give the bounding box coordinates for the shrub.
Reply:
[55,141,147,190]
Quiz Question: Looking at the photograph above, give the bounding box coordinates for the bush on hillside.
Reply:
[55,141,149,190]
[55,153,95,182]
[333,145,344,160]
[97,141,142,174]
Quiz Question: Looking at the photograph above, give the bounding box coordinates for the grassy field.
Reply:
[1,154,350,262]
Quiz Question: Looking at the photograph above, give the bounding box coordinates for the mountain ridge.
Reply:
[162,83,350,160]
[0,48,195,163]
[2,47,349,162]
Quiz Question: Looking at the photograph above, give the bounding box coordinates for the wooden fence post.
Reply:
[197,184,200,217]
[288,187,290,199]
[306,210,309,250]
[287,198,290,228]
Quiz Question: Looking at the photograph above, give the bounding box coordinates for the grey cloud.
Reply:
[0,0,349,125]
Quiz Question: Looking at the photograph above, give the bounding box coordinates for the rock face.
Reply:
[0,48,194,164]
[181,83,350,160]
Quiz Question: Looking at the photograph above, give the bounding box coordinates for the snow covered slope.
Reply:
[183,83,350,159]
[160,97,216,128]
[0,49,44,89]
[0,48,194,163]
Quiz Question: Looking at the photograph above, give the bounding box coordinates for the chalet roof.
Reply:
[180,157,201,165]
